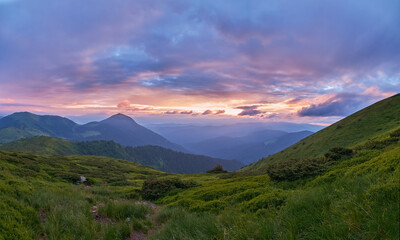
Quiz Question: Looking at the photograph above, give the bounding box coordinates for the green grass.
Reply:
[154,130,400,239]
[0,150,164,239]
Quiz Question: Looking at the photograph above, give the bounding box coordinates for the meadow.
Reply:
[1,127,398,239]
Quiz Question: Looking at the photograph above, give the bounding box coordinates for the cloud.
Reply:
[215,110,225,114]
[117,100,131,108]
[237,105,264,116]
[180,110,193,114]
[298,93,372,117]
[202,109,213,115]
[164,110,179,114]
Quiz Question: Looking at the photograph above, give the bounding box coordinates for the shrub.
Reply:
[324,147,353,161]
[267,147,353,182]
[389,128,400,138]
[206,164,227,174]
[357,138,399,150]
[266,158,327,181]
[141,177,199,201]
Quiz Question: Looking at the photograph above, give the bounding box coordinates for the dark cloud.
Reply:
[215,110,225,114]
[298,93,371,117]
[202,110,213,115]
[180,110,193,114]
[237,105,264,116]
[164,110,179,114]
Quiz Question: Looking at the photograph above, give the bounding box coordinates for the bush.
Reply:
[266,158,328,181]
[141,178,199,201]
[324,147,353,161]
[206,164,227,173]
[389,128,400,138]
[267,147,353,182]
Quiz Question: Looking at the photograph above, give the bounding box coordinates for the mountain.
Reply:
[0,112,185,152]
[245,93,400,171]
[75,113,186,152]
[0,136,243,173]
[184,130,312,164]
[145,122,322,145]
[0,112,77,143]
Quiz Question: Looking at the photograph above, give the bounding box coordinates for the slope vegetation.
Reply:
[151,125,400,239]
[0,150,167,239]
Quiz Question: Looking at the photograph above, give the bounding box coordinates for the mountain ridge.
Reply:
[0,136,243,173]
[0,112,186,152]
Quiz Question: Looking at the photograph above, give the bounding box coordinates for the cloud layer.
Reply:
[0,0,398,122]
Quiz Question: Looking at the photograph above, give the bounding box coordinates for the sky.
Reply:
[0,0,399,125]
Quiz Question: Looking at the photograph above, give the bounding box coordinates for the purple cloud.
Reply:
[237,105,264,116]
[298,93,373,117]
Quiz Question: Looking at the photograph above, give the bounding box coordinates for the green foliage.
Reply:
[0,150,165,239]
[141,177,199,201]
[324,147,353,160]
[266,147,353,181]
[155,137,400,239]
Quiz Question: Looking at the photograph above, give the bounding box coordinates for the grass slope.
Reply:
[0,150,168,239]
[151,127,400,239]
[246,94,400,171]
[1,128,398,239]
[0,136,243,173]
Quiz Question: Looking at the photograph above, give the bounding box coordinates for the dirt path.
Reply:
[126,201,159,240]
[91,201,159,240]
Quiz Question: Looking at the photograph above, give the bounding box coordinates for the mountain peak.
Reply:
[103,113,137,124]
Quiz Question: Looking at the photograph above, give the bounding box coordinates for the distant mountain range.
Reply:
[0,112,185,152]
[145,121,321,144]
[0,136,243,173]
[185,129,313,164]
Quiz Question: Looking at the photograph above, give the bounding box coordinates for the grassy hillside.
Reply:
[0,136,243,173]
[245,94,400,171]
[149,127,400,239]
[0,150,170,239]
[1,127,398,239]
